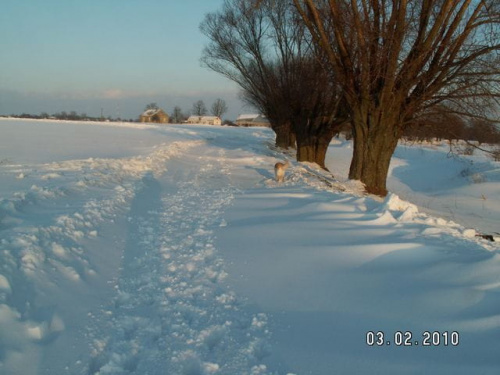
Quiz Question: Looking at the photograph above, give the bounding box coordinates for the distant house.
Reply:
[235,114,270,127]
[186,116,222,126]
[140,108,169,124]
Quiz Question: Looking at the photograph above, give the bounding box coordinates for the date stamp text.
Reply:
[366,331,460,347]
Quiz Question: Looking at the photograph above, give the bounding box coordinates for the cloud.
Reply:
[102,89,126,99]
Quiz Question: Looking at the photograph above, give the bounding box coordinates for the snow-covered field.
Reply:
[0,118,499,375]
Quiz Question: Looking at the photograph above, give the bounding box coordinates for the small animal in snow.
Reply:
[274,160,290,183]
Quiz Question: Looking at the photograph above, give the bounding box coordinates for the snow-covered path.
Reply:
[0,121,275,375]
[87,147,270,375]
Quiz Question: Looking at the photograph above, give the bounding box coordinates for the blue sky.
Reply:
[0,0,248,120]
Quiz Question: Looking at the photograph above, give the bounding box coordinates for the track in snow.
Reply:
[87,147,272,375]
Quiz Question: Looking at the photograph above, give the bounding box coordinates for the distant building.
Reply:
[186,116,222,125]
[235,114,270,127]
[140,108,169,124]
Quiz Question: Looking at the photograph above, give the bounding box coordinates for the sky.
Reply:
[0,0,250,120]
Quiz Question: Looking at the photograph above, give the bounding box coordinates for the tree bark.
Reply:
[273,122,296,149]
[295,121,336,170]
[348,109,401,196]
[348,121,365,180]
[296,138,331,169]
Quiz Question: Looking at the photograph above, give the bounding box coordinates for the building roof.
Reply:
[141,108,164,117]
[236,114,260,121]
[236,114,269,123]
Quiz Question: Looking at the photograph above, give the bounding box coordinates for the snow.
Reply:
[0,118,499,374]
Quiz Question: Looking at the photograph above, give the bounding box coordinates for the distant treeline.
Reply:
[2,111,134,122]
[403,115,500,145]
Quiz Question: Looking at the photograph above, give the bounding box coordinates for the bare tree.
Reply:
[145,103,159,111]
[201,0,346,166]
[242,55,346,168]
[211,98,228,118]
[192,100,207,116]
[171,106,185,123]
[201,0,292,147]
[292,0,500,195]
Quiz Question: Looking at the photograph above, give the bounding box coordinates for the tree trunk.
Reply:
[348,109,401,196]
[358,132,399,196]
[348,121,365,180]
[273,122,296,149]
[296,139,330,169]
[295,123,336,170]
[289,131,296,149]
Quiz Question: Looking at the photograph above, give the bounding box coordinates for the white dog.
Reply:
[274,160,290,183]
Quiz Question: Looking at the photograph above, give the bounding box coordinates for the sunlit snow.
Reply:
[0,118,499,375]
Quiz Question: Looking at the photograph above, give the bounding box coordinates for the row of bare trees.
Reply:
[191,99,228,118]
[201,0,500,195]
[404,112,500,144]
